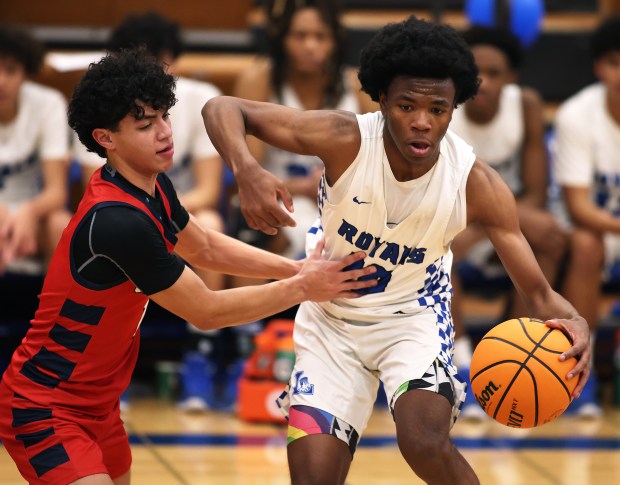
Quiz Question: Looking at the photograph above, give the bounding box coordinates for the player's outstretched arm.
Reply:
[175,214,300,280]
[466,160,591,396]
[201,96,359,235]
[150,239,377,329]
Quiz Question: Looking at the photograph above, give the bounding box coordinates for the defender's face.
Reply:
[467,45,515,113]
[106,103,174,175]
[380,76,456,177]
[0,56,26,108]
[284,7,336,75]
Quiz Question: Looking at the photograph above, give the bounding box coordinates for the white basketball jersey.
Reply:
[450,84,524,194]
[307,111,475,321]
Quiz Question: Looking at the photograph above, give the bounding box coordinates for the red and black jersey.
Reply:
[1,164,189,416]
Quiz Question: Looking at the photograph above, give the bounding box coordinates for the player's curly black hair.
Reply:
[461,25,523,70]
[358,16,479,107]
[107,11,183,61]
[68,48,177,159]
[0,24,45,75]
[590,14,620,61]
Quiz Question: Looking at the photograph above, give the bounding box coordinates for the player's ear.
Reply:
[92,128,114,151]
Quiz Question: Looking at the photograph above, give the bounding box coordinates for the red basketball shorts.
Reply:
[0,381,131,484]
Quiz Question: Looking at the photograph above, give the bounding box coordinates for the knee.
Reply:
[397,428,453,471]
[568,229,605,270]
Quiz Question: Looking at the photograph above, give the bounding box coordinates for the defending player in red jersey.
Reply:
[0,49,377,485]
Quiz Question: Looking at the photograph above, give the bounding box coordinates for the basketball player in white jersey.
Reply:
[203,17,591,485]
[554,13,620,418]
[448,26,568,419]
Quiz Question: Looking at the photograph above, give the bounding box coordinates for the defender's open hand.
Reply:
[298,239,377,301]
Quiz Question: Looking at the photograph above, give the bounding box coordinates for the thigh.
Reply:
[0,384,130,484]
[288,433,352,485]
[0,396,106,483]
[282,303,379,435]
[385,356,465,430]
[93,407,131,480]
[393,387,453,442]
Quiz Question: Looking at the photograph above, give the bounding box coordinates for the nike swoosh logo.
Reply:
[353,196,371,205]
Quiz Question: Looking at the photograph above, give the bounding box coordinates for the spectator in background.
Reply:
[72,11,226,412]
[0,24,70,274]
[231,0,377,267]
[553,14,620,418]
[448,26,568,419]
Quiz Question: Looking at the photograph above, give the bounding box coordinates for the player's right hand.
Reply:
[236,164,296,235]
[298,239,377,301]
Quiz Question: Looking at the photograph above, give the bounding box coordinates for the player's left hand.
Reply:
[545,316,591,397]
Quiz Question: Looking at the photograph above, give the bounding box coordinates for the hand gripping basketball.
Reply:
[469,317,578,428]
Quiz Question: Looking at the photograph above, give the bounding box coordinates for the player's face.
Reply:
[467,45,516,115]
[380,76,455,179]
[594,50,620,102]
[0,56,26,113]
[106,102,175,176]
[284,7,336,75]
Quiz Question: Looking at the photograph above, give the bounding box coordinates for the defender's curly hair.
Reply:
[68,49,177,159]
[590,14,620,61]
[0,24,45,75]
[358,16,480,107]
[462,25,523,70]
[107,11,183,61]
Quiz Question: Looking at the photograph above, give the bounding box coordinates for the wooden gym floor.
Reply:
[1,398,618,484]
[1,295,619,484]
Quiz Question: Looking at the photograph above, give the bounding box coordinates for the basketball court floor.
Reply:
[1,398,618,484]
[1,295,619,484]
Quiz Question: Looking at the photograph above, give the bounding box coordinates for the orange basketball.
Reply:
[469,317,578,428]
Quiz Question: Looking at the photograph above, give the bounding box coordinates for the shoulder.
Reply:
[556,84,602,123]
[520,86,544,110]
[21,81,67,108]
[466,160,514,222]
[355,111,384,135]
[93,204,154,237]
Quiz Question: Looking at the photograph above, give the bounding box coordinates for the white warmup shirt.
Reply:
[0,81,69,210]
[450,84,524,195]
